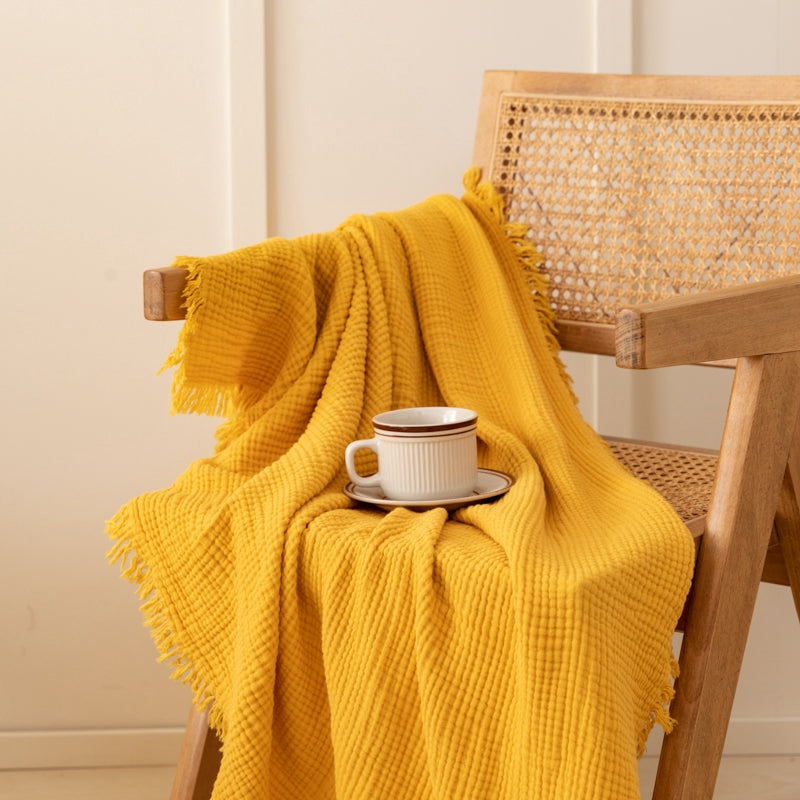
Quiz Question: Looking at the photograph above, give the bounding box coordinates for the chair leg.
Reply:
[775,419,800,622]
[652,353,800,799]
[170,706,222,800]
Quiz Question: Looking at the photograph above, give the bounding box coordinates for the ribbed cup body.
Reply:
[377,430,477,500]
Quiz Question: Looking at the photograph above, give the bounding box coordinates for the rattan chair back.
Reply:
[473,72,800,355]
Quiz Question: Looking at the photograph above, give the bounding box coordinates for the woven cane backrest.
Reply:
[473,72,800,355]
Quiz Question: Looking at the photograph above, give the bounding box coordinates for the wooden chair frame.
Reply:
[144,72,800,799]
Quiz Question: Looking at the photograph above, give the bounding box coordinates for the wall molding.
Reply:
[224,0,268,248]
[0,728,184,771]
[579,0,636,434]
[644,717,800,757]
[592,0,633,74]
[2,718,799,771]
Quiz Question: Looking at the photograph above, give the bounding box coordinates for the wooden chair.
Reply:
[145,71,800,799]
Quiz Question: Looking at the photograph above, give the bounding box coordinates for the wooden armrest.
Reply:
[143,267,190,320]
[615,273,800,369]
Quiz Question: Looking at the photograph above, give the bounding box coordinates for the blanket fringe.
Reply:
[462,167,575,400]
[157,256,253,419]
[106,515,226,740]
[637,655,681,758]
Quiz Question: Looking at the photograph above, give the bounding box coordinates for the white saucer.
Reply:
[343,468,514,512]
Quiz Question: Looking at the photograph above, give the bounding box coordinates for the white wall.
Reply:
[2,0,799,771]
[1,0,264,768]
[264,0,594,238]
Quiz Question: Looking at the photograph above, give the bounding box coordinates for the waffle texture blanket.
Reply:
[108,171,695,799]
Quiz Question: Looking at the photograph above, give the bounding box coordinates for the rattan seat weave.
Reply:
[490,94,800,323]
[605,437,717,535]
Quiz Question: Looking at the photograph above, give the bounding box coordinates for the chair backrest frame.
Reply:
[472,71,800,357]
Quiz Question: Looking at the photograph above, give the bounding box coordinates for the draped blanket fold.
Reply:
[107,172,695,799]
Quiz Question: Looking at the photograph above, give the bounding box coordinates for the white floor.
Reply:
[0,765,175,800]
[0,757,799,799]
[639,755,800,799]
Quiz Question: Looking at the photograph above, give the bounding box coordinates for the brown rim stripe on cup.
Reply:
[373,420,477,434]
[377,427,477,439]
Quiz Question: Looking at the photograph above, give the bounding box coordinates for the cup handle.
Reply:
[345,438,381,488]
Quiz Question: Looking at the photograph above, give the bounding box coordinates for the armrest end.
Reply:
[614,309,646,368]
[143,267,189,321]
[614,274,800,369]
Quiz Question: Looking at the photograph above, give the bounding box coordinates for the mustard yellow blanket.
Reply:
[108,172,695,799]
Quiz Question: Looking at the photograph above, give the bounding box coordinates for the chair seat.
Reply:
[605,435,790,590]
[604,437,717,537]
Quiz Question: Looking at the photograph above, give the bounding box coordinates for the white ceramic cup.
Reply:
[344,407,478,501]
